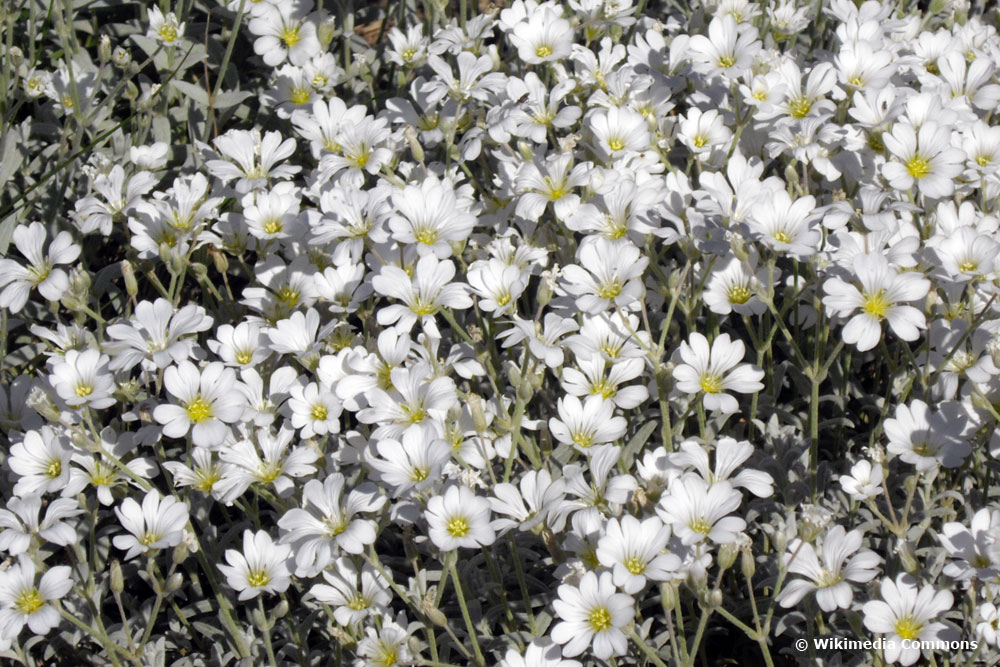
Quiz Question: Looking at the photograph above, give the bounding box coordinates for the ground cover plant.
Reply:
[2,0,1000,664]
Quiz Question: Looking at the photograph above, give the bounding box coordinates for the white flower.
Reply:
[863,574,954,666]
[548,395,626,451]
[672,332,764,414]
[0,559,72,638]
[883,400,971,471]
[372,255,473,336]
[113,489,190,560]
[588,106,650,161]
[839,460,884,501]
[822,252,930,352]
[0,495,81,555]
[389,176,476,258]
[560,237,648,314]
[976,602,1000,648]
[882,121,965,199]
[656,476,746,545]
[500,638,582,667]
[105,299,214,372]
[8,427,73,497]
[551,571,633,660]
[49,349,116,410]
[425,484,496,551]
[0,222,80,314]
[596,515,679,594]
[278,474,385,576]
[509,7,573,64]
[147,6,185,44]
[308,557,390,626]
[247,4,321,67]
[778,525,880,612]
[154,361,246,447]
[218,529,293,601]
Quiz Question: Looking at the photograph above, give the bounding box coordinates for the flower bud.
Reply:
[172,541,190,565]
[317,16,337,50]
[9,46,23,69]
[660,581,678,608]
[110,560,124,594]
[706,588,723,608]
[98,35,112,63]
[271,600,289,619]
[124,81,139,101]
[189,261,209,283]
[404,125,424,163]
[112,46,131,69]
[210,248,229,274]
[717,544,738,570]
[467,393,488,433]
[741,548,756,579]
[251,608,269,630]
[121,260,138,297]
[165,572,184,594]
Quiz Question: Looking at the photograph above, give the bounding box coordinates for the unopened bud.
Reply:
[517,141,534,162]
[98,35,112,63]
[271,600,289,619]
[317,16,337,50]
[211,248,229,274]
[164,572,184,593]
[467,393,488,433]
[121,260,138,297]
[660,581,678,608]
[251,608,269,630]
[718,544,738,570]
[189,261,208,282]
[404,126,424,163]
[124,81,139,101]
[110,560,124,594]
[172,541,190,565]
[706,588,723,608]
[112,46,131,69]
[741,548,756,579]
[9,46,23,68]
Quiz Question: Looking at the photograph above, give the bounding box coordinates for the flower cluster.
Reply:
[3,0,1000,665]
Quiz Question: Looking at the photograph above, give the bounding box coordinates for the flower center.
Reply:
[861,290,890,319]
[257,462,283,483]
[816,568,843,588]
[692,135,707,148]
[236,350,254,365]
[410,299,437,316]
[727,285,752,304]
[185,396,213,423]
[14,589,44,615]
[402,47,417,62]
[263,218,283,235]
[608,138,625,152]
[959,260,979,273]
[140,531,162,546]
[247,569,270,587]
[348,594,369,611]
[276,286,299,306]
[977,155,991,167]
[159,25,178,43]
[290,87,311,105]
[699,374,723,394]
[572,430,593,448]
[410,466,429,482]
[311,404,329,421]
[281,25,301,48]
[625,556,646,575]
[905,155,931,179]
[717,55,735,68]
[446,516,469,537]
[789,97,812,119]
[75,383,94,397]
[590,380,617,400]
[911,441,937,457]
[415,227,439,245]
[894,616,923,640]
[598,280,622,300]
[690,517,713,534]
[772,230,793,244]
[588,606,612,631]
[535,45,552,58]
[46,459,62,478]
